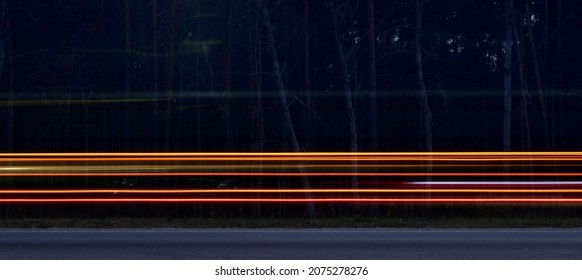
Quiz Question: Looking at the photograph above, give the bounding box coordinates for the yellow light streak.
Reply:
[2,188,582,194]
[1,151,582,156]
[0,151,580,159]
[2,198,582,203]
[1,152,582,164]
[1,172,582,176]
[1,152,582,205]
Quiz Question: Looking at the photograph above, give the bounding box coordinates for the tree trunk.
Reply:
[252,18,264,217]
[122,0,131,150]
[258,0,315,218]
[164,0,177,149]
[167,0,176,95]
[333,34,358,154]
[367,0,378,152]
[124,0,131,93]
[152,0,160,149]
[0,0,5,83]
[554,0,562,87]
[503,0,513,152]
[1,0,13,152]
[524,1,550,150]
[514,8,531,152]
[223,0,232,92]
[303,0,310,92]
[415,0,432,153]
[302,0,315,150]
[152,0,159,93]
[328,0,359,195]
[415,0,432,204]
[0,0,11,93]
[1,0,14,213]
[220,0,234,150]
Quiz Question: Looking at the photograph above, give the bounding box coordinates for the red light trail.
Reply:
[1,198,582,204]
[1,152,582,205]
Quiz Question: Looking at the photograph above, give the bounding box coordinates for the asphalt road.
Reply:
[1,228,582,259]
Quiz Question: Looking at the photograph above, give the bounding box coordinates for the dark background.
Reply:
[1,0,581,152]
[1,1,582,219]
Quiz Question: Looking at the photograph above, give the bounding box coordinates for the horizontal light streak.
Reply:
[0,164,576,173]
[2,152,582,205]
[0,157,580,162]
[1,157,580,162]
[3,152,582,157]
[1,152,582,162]
[0,164,529,170]
[0,164,570,173]
[2,198,582,203]
[2,188,582,194]
[2,172,582,177]
[412,181,582,185]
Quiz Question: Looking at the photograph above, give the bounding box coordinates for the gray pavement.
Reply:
[1,228,582,259]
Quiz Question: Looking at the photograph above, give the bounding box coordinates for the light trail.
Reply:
[0,164,577,173]
[1,152,582,161]
[2,152,582,205]
[1,172,582,177]
[2,188,582,194]
[412,181,582,185]
[0,164,549,170]
[2,151,582,156]
[2,198,582,203]
[1,157,579,162]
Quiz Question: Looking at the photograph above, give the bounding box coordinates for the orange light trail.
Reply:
[2,152,582,205]
[2,172,582,177]
[2,198,582,203]
[1,151,582,161]
[0,164,557,170]
[2,151,582,156]
[2,188,582,194]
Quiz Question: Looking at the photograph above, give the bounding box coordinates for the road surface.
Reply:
[1,228,582,259]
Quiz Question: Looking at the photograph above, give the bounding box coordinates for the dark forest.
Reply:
[2,0,581,152]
